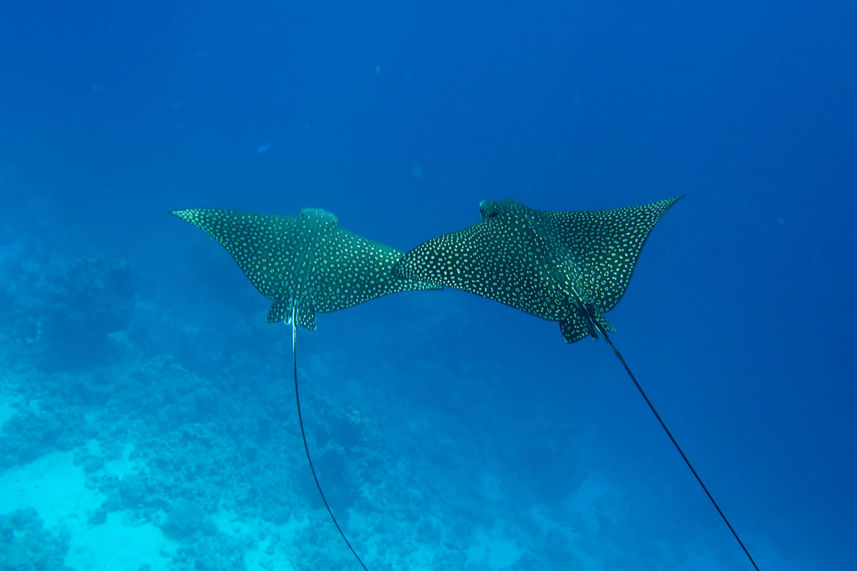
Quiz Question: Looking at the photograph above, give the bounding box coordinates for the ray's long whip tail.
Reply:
[290,306,370,571]
[584,305,759,571]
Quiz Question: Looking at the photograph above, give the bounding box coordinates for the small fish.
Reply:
[256,142,272,154]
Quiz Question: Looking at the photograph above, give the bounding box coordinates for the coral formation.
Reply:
[0,508,70,570]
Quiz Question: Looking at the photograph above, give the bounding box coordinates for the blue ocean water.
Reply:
[0,0,854,569]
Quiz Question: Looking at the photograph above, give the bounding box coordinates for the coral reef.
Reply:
[0,253,137,372]
[0,240,741,570]
[0,508,70,570]
[37,257,136,371]
[161,500,217,540]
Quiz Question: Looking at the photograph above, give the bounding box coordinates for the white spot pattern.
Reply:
[171,207,440,330]
[394,197,682,342]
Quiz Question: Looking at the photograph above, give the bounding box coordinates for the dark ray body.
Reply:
[394,197,681,341]
[171,207,439,327]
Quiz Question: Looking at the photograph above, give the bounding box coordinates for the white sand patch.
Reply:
[212,507,255,538]
[0,448,174,570]
[0,451,102,528]
[236,514,311,571]
[65,511,174,571]
[85,439,139,479]
[244,534,297,571]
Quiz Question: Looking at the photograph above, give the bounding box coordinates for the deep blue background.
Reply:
[1,1,855,569]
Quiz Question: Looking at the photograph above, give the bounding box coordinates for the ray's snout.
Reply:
[479,200,501,219]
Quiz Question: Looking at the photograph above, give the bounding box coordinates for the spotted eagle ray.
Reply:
[394,197,760,570]
[171,207,439,571]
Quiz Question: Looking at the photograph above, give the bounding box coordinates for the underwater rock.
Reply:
[118,473,149,507]
[0,409,83,470]
[0,508,70,570]
[36,257,137,371]
[161,499,217,540]
[171,532,247,571]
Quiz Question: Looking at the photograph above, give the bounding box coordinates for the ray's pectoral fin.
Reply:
[172,207,437,335]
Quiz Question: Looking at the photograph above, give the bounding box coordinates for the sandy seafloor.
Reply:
[0,227,812,571]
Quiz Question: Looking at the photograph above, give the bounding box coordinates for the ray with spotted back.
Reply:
[171,207,439,329]
[394,196,760,570]
[171,207,439,571]
[395,196,681,342]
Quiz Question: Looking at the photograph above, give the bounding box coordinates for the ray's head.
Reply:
[299,208,338,228]
[478,199,526,220]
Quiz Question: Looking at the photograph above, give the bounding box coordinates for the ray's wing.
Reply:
[172,207,440,330]
[395,208,561,319]
[534,196,682,314]
[306,212,441,313]
[396,197,682,343]
[313,228,439,312]
[170,209,299,301]
[170,208,322,328]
